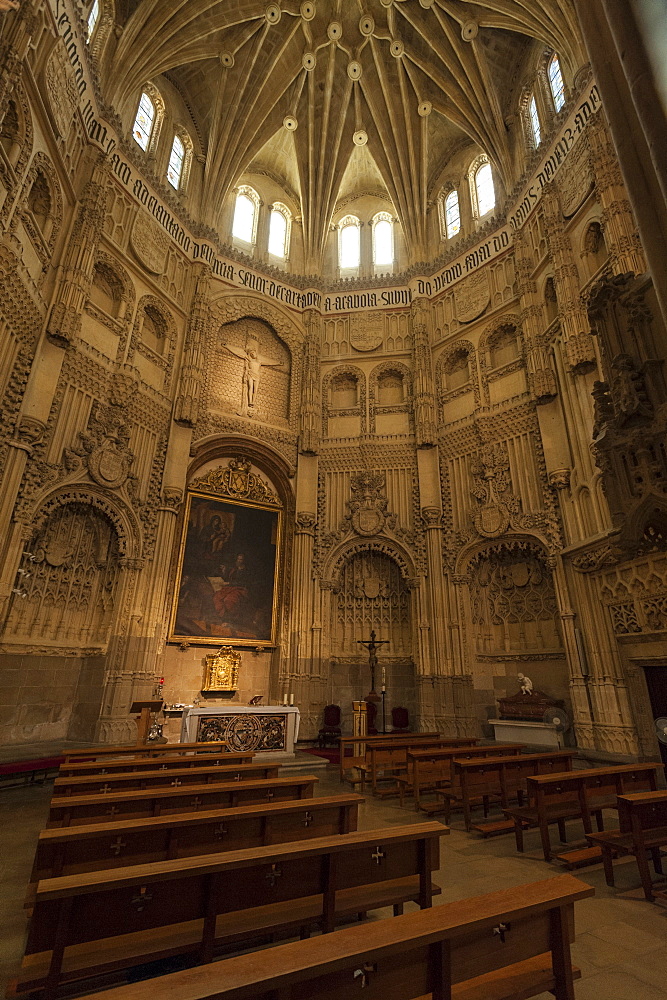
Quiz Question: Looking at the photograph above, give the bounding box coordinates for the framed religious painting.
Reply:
[168,489,282,647]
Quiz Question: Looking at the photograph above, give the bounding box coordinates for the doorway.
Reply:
[642,664,667,766]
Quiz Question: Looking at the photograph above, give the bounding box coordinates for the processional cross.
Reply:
[357,629,389,701]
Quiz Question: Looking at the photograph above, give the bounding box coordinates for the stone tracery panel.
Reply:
[333,548,411,657]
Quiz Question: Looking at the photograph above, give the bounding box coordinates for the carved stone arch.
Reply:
[536,48,564,124]
[212,293,301,426]
[23,484,143,560]
[618,493,667,556]
[436,339,478,404]
[322,363,367,436]
[454,529,553,576]
[324,536,417,591]
[18,151,63,259]
[213,292,304,358]
[129,293,176,390]
[478,313,525,398]
[368,360,412,433]
[0,76,33,181]
[88,249,135,335]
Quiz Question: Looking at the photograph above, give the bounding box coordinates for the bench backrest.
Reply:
[367,737,478,769]
[617,790,667,836]
[526,764,660,809]
[32,794,364,881]
[454,751,576,796]
[62,741,228,763]
[338,733,440,777]
[69,874,593,1000]
[26,823,445,963]
[46,775,318,827]
[409,743,525,784]
[52,762,280,796]
[58,752,254,777]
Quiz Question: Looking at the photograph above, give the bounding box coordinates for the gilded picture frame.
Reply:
[202,646,241,692]
[169,489,282,647]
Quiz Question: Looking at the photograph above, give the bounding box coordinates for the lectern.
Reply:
[130,700,163,745]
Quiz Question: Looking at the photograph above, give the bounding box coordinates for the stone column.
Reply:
[513,229,558,404]
[174,263,211,427]
[286,511,320,737]
[410,298,437,448]
[47,154,110,347]
[586,115,646,276]
[541,183,597,373]
[298,309,321,456]
[96,557,146,744]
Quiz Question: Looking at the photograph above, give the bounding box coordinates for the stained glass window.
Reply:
[86,0,100,40]
[445,189,460,238]
[232,192,256,243]
[529,95,541,146]
[133,92,155,151]
[268,207,288,257]
[549,54,565,112]
[373,216,393,267]
[475,162,495,217]
[340,218,360,268]
[167,134,185,189]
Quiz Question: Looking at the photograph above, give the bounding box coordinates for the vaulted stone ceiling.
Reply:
[106,1,585,268]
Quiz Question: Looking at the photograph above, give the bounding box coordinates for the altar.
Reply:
[180,705,300,757]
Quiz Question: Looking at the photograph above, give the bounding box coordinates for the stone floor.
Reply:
[1,767,667,998]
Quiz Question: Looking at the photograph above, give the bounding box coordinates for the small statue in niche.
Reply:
[518,672,534,696]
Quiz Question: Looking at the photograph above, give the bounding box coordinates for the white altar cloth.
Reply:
[180,705,300,756]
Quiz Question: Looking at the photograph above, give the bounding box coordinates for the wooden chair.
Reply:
[66,874,594,1000]
[366,699,378,735]
[586,789,667,899]
[13,823,446,999]
[46,774,319,827]
[390,706,409,732]
[317,704,342,748]
[30,793,364,884]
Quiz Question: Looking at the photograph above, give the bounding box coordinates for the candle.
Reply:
[290,693,294,705]
[283,693,288,706]
[381,665,386,686]
[381,685,386,693]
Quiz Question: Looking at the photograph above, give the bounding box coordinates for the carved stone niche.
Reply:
[497,688,563,722]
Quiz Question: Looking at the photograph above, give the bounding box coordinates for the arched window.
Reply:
[133,91,155,150]
[268,202,291,258]
[444,189,461,239]
[528,95,541,147]
[232,186,259,244]
[473,160,495,218]
[86,0,100,40]
[167,134,185,190]
[339,216,360,269]
[548,54,565,112]
[372,212,393,268]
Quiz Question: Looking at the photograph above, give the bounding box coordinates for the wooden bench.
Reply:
[61,742,228,764]
[30,793,363,883]
[586,789,667,899]
[46,774,319,827]
[52,762,281,797]
[398,744,526,814]
[505,763,662,862]
[70,874,594,1000]
[338,732,440,784]
[13,823,446,999]
[58,752,254,777]
[362,737,479,797]
[441,751,576,832]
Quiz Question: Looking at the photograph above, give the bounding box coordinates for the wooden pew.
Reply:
[585,789,667,899]
[30,793,363,883]
[61,741,228,764]
[440,750,576,832]
[398,743,526,814]
[58,752,254,777]
[46,774,319,827]
[338,732,440,784]
[69,874,594,1000]
[13,822,446,999]
[52,762,281,797]
[363,736,479,797]
[505,763,662,862]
